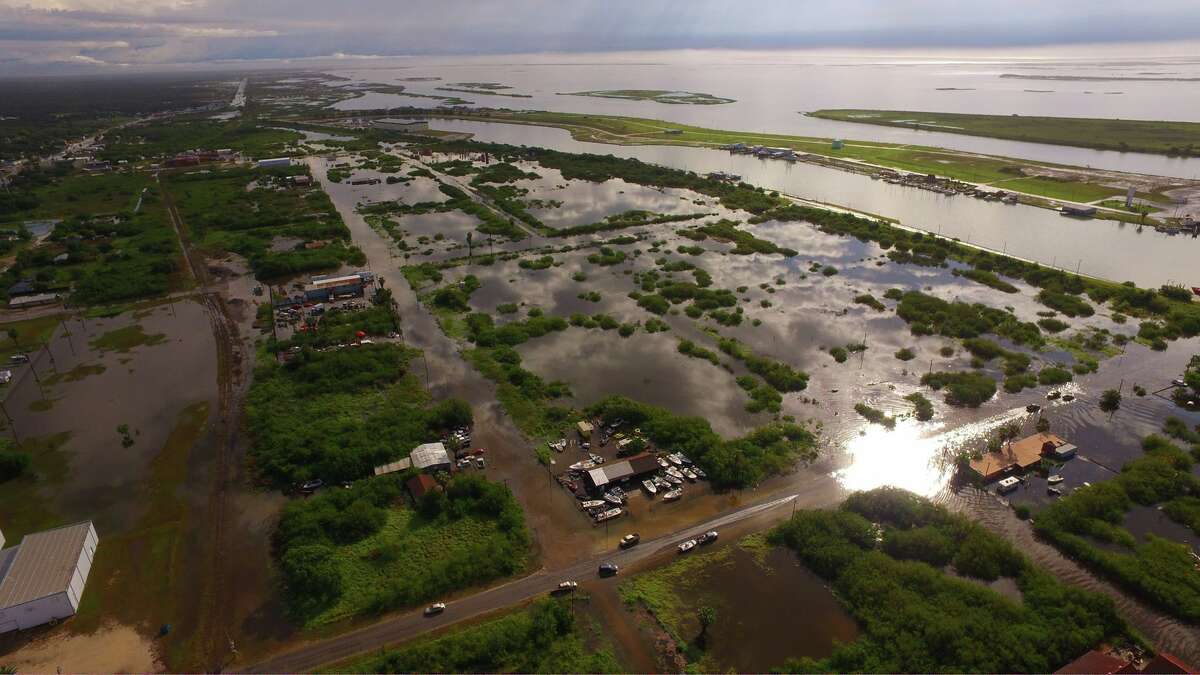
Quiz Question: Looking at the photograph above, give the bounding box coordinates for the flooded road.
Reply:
[430,118,1200,288]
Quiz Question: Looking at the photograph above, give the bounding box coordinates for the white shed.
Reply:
[0,521,99,633]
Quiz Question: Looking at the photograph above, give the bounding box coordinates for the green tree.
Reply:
[1036,416,1051,433]
[280,544,342,618]
[1100,389,1122,412]
[697,605,717,649]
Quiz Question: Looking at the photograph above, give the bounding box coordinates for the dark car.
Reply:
[598,563,619,577]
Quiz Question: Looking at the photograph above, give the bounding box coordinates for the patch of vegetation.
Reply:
[920,371,997,407]
[854,294,886,311]
[690,220,797,256]
[677,339,721,366]
[894,347,916,361]
[344,597,619,673]
[896,291,1044,347]
[275,474,528,626]
[905,392,935,421]
[1033,432,1200,623]
[955,268,1019,293]
[170,165,365,280]
[855,402,896,429]
[770,487,1137,673]
[246,343,472,486]
[587,246,627,266]
[716,336,808,392]
[518,255,555,270]
[1037,289,1094,317]
[89,324,166,353]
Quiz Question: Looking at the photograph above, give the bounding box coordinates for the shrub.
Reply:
[921,371,997,407]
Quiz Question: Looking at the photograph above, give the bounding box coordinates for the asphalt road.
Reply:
[241,492,800,673]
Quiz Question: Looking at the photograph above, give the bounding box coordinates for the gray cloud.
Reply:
[3,0,1200,74]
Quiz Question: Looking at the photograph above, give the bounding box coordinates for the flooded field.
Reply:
[431,118,1200,288]
[620,536,859,672]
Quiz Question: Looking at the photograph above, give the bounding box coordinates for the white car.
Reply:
[555,581,579,593]
[424,602,446,616]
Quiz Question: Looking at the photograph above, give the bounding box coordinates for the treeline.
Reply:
[758,203,1200,350]
[349,598,620,673]
[587,395,817,488]
[1033,429,1200,623]
[245,343,473,486]
[770,487,1136,673]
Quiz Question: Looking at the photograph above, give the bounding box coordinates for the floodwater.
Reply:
[308,141,1200,665]
[10,301,218,531]
[323,49,1200,178]
[430,118,1200,288]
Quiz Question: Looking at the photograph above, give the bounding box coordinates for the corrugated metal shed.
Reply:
[410,442,451,471]
[0,522,95,609]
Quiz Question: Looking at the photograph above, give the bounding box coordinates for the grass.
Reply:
[89,324,167,353]
[0,313,63,362]
[336,598,621,673]
[809,109,1200,157]
[448,109,1142,203]
[307,509,524,627]
[0,432,72,540]
[561,90,735,105]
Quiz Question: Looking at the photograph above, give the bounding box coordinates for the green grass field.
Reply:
[810,109,1200,156]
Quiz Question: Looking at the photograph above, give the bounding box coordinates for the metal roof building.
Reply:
[410,442,452,473]
[585,454,659,490]
[0,521,99,633]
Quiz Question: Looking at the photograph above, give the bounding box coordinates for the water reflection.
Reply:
[835,406,1030,497]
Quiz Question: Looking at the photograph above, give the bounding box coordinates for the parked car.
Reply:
[1173,378,1187,387]
[698,530,719,545]
[554,581,579,594]
[475,457,486,469]
[619,533,640,549]
[598,563,619,577]
[299,479,324,493]
[424,602,446,616]
[8,354,29,364]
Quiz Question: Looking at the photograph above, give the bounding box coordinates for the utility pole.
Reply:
[0,400,19,443]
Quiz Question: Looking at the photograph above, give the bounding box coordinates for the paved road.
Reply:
[241,492,800,673]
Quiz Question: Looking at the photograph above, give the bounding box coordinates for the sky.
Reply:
[2,0,1200,75]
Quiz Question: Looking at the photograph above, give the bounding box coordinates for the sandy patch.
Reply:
[4,623,161,674]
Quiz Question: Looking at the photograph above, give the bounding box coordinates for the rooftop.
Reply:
[0,521,94,609]
[410,442,451,470]
[969,432,1068,481]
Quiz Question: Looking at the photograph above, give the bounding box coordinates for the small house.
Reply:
[406,473,439,500]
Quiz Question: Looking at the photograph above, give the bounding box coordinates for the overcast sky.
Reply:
[3,0,1200,75]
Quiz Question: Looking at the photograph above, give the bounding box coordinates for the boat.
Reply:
[1047,486,1064,496]
[657,457,670,469]
[662,488,683,501]
[997,476,1020,494]
[692,467,707,480]
[682,468,697,482]
[642,479,657,495]
[667,454,684,466]
[677,539,697,554]
[1026,404,1041,413]
[678,454,693,465]
[1047,475,1065,485]
[604,492,624,506]
[664,472,683,485]
[654,476,671,489]
[1047,391,1062,400]
[568,460,595,471]
[1062,394,1075,402]
[594,507,623,523]
[666,467,685,480]
[580,500,606,510]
